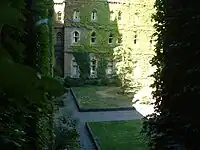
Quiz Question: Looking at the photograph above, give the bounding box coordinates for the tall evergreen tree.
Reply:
[0,0,63,149]
[143,1,200,149]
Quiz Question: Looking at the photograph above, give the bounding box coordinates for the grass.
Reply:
[89,120,149,150]
[73,86,135,109]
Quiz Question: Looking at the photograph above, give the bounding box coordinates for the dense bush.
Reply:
[64,77,85,87]
[54,117,79,150]
[54,95,79,150]
[142,1,200,149]
[0,0,64,149]
[64,75,121,87]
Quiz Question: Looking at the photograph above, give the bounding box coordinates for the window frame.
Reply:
[57,11,62,21]
[73,10,80,22]
[91,31,96,44]
[134,34,137,44]
[108,33,114,44]
[91,10,97,21]
[72,59,79,78]
[90,57,98,78]
[56,32,63,45]
[72,31,80,44]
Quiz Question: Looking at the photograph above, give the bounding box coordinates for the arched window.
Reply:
[91,31,96,44]
[56,32,63,45]
[91,10,97,21]
[118,11,122,20]
[57,11,62,21]
[72,31,79,43]
[73,10,80,22]
[108,33,113,44]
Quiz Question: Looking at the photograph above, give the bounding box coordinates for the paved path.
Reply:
[63,91,144,150]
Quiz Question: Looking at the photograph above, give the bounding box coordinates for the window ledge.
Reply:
[73,19,80,22]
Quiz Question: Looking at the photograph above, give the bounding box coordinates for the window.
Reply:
[91,59,97,71]
[72,59,79,78]
[110,11,115,21]
[134,34,137,44]
[108,33,113,44]
[56,32,63,45]
[57,11,62,21]
[91,10,97,21]
[73,10,80,22]
[107,62,114,75]
[90,58,97,78]
[91,31,96,44]
[118,11,122,21]
[72,31,79,43]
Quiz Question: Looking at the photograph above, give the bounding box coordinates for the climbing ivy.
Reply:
[65,0,119,80]
[73,52,90,79]
[0,0,63,150]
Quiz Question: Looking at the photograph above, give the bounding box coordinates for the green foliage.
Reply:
[66,0,119,53]
[89,120,149,150]
[142,1,200,149]
[97,56,107,79]
[36,24,50,75]
[66,0,119,83]
[0,0,64,150]
[114,45,136,94]
[54,112,79,150]
[73,52,90,79]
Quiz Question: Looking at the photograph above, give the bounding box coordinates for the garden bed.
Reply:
[89,120,149,150]
[73,86,135,109]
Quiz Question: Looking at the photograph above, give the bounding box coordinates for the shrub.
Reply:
[53,95,79,150]
[54,117,79,150]
[64,77,84,87]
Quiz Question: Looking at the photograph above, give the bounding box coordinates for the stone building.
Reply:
[53,0,65,77]
[53,0,156,91]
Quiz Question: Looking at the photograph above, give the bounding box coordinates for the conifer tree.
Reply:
[143,1,200,149]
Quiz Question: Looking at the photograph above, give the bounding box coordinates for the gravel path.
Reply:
[64,91,145,150]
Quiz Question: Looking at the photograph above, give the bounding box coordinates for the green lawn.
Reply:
[73,86,135,109]
[89,120,149,150]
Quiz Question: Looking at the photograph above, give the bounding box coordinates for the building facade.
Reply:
[53,0,156,91]
[54,0,65,77]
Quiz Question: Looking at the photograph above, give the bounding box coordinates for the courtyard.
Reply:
[89,120,149,150]
[71,86,154,149]
[73,86,135,109]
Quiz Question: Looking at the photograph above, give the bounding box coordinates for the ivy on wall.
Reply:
[65,0,119,80]
[73,52,90,79]
[65,0,156,94]
[0,0,63,150]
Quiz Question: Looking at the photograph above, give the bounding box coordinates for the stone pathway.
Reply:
[64,91,148,150]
